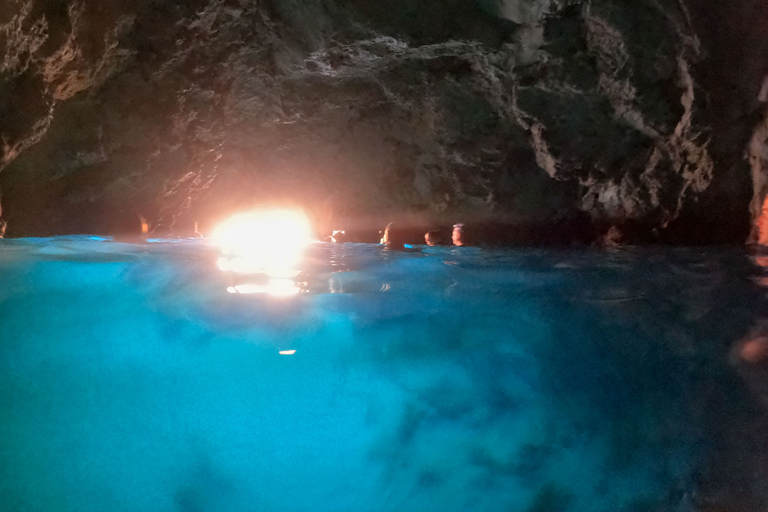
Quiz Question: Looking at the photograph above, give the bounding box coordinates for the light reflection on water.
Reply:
[0,237,767,511]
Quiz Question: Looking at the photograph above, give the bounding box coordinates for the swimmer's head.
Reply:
[330,230,347,243]
[452,223,464,246]
[382,222,406,250]
[425,230,441,246]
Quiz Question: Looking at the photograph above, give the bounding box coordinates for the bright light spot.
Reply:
[218,256,301,277]
[226,279,301,296]
[279,350,296,355]
[213,209,312,276]
[265,278,302,296]
[213,209,312,253]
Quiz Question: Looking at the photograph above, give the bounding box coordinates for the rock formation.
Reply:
[0,0,766,244]
[0,0,134,235]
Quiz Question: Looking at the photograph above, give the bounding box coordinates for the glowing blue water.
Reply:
[1,237,766,511]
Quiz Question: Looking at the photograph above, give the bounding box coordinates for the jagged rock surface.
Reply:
[0,0,133,232]
[0,0,762,243]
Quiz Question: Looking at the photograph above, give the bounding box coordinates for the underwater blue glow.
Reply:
[0,237,766,511]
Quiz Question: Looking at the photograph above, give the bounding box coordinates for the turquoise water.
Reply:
[0,237,766,511]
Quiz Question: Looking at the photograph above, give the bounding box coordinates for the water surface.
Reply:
[1,238,767,511]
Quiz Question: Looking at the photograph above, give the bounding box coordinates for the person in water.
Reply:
[324,229,347,243]
[425,230,441,246]
[452,223,465,246]
[381,222,406,250]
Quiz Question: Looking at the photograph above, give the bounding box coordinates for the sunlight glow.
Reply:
[214,209,311,297]
[213,209,312,275]
[226,280,301,296]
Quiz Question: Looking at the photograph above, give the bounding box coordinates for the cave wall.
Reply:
[0,0,136,234]
[0,0,765,243]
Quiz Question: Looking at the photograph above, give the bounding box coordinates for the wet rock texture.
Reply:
[0,0,765,243]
